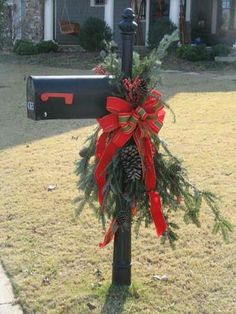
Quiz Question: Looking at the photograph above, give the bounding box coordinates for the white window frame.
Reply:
[90,0,105,7]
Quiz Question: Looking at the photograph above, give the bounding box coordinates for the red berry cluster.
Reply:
[93,65,109,75]
[122,76,148,107]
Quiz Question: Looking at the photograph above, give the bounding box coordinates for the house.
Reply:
[188,0,236,45]
[5,0,236,47]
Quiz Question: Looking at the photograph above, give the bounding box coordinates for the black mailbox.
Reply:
[27,75,116,120]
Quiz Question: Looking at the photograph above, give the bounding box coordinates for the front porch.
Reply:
[134,0,236,46]
[190,0,236,45]
[43,0,182,46]
[43,0,236,47]
[44,0,130,45]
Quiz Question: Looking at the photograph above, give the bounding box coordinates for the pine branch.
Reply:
[156,29,179,60]
[160,100,176,123]
[75,126,99,178]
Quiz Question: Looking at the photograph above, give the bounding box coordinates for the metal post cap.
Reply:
[119,8,137,33]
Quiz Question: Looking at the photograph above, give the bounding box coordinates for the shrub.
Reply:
[148,18,177,49]
[36,40,58,53]
[211,44,231,57]
[14,39,59,55]
[79,17,112,52]
[14,39,38,55]
[177,44,212,62]
[13,39,29,52]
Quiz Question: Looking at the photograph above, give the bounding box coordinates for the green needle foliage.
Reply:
[76,131,232,248]
[75,31,232,247]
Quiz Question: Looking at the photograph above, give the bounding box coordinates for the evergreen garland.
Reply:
[75,33,232,247]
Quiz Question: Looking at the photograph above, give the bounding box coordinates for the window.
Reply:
[220,0,232,31]
[222,0,231,9]
[90,0,105,7]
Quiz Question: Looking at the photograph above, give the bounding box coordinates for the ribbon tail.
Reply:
[95,130,131,205]
[97,177,106,206]
[149,191,167,236]
[143,137,156,191]
[95,132,110,205]
[99,218,118,248]
[96,132,109,159]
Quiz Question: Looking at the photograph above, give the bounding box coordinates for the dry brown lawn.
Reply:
[0,62,235,314]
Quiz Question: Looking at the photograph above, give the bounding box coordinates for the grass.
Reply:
[0,50,99,70]
[0,61,235,313]
[1,49,236,73]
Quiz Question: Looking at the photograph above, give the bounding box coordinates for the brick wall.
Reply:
[19,0,44,42]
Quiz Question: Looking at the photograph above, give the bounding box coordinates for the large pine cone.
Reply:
[120,145,142,181]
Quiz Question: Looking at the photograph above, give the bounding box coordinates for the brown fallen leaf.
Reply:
[87,302,96,310]
[72,135,79,141]
[42,276,51,286]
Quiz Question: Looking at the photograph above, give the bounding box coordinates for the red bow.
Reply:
[95,90,167,247]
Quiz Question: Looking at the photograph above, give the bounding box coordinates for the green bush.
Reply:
[79,17,112,52]
[36,40,58,53]
[177,44,212,62]
[14,39,59,55]
[211,44,231,57]
[14,39,38,55]
[13,39,29,52]
[148,18,177,49]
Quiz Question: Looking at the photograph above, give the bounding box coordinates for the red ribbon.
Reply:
[95,90,167,247]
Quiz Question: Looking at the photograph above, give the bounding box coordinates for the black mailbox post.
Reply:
[27,8,137,286]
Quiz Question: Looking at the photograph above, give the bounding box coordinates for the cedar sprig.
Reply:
[75,132,232,246]
[98,29,179,95]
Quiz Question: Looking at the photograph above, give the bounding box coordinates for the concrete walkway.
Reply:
[0,264,23,314]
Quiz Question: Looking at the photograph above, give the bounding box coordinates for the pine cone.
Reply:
[116,210,129,226]
[120,145,142,181]
[79,147,89,158]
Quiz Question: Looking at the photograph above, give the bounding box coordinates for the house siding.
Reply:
[55,0,104,45]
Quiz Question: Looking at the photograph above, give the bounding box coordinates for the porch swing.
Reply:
[59,0,80,35]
